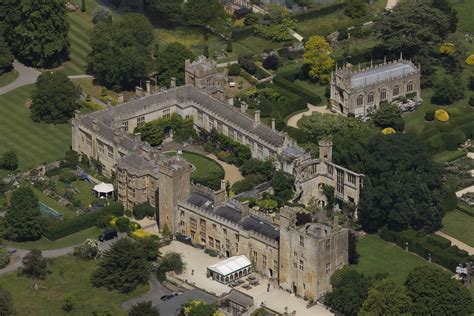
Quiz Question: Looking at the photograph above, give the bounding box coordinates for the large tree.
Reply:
[303,35,334,83]
[0,36,13,75]
[5,187,43,241]
[405,266,473,315]
[370,102,405,131]
[22,249,48,279]
[31,72,81,124]
[377,1,451,58]
[144,0,184,24]
[360,279,412,316]
[9,0,69,68]
[91,238,150,293]
[358,134,447,233]
[182,299,218,316]
[182,0,224,27]
[0,286,15,316]
[325,267,373,316]
[87,13,154,90]
[129,301,160,316]
[156,43,193,86]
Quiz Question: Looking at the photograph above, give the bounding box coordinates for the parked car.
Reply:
[99,228,117,242]
[176,233,192,245]
[160,292,183,301]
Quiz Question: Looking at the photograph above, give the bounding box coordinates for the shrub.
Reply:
[116,217,130,233]
[382,127,396,135]
[469,96,474,106]
[425,110,435,121]
[446,107,460,117]
[228,64,241,76]
[435,109,449,122]
[0,247,10,269]
[427,235,451,249]
[466,54,474,65]
[204,248,219,257]
[130,229,153,239]
[73,238,100,260]
[439,43,455,55]
[132,202,155,220]
[262,54,279,70]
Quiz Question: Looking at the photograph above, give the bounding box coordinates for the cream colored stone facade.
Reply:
[331,58,421,117]
[185,56,225,102]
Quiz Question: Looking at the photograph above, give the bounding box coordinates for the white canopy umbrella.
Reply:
[93,182,114,198]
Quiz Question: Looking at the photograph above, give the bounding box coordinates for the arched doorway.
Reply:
[225,250,230,258]
[269,268,273,278]
[339,104,344,113]
[292,283,297,295]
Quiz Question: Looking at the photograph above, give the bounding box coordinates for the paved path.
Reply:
[68,74,93,79]
[216,60,238,68]
[436,231,474,255]
[286,103,332,128]
[121,275,171,310]
[206,153,244,185]
[0,238,116,275]
[385,0,398,11]
[0,61,41,95]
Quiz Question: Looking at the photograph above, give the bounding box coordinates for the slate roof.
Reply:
[157,289,216,316]
[116,152,160,177]
[227,290,254,308]
[185,192,280,241]
[78,86,286,148]
[350,62,417,88]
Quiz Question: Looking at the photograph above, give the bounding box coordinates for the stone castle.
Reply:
[71,56,362,299]
[330,57,421,117]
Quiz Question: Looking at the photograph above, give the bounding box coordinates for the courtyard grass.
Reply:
[0,70,19,87]
[353,234,434,284]
[56,179,96,208]
[5,226,102,250]
[441,210,474,247]
[451,0,474,33]
[31,187,76,220]
[0,255,148,315]
[0,85,71,172]
[165,151,224,182]
[432,150,466,163]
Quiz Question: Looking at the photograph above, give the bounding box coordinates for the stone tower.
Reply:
[185,56,225,101]
[157,155,192,233]
[319,140,333,162]
[279,206,349,300]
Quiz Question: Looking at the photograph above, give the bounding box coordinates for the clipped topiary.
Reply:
[382,127,396,135]
[435,109,449,122]
[466,54,474,66]
[439,43,455,55]
[424,110,435,121]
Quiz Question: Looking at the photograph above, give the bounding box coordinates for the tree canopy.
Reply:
[325,267,373,316]
[182,299,219,316]
[31,72,82,124]
[377,1,451,58]
[370,102,405,131]
[0,36,13,75]
[22,249,48,279]
[129,301,160,316]
[8,0,69,68]
[91,238,150,293]
[87,13,154,90]
[405,266,473,315]
[0,151,18,171]
[253,5,296,42]
[358,134,447,233]
[156,43,194,86]
[0,287,15,316]
[360,279,412,316]
[303,36,334,83]
[5,187,43,241]
[182,0,224,27]
[144,0,184,24]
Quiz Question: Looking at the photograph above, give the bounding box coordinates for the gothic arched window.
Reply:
[407,81,413,92]
[356,95,364,106]
[368,92,374,103]
[380,89,387,101]
[393,85,400,96]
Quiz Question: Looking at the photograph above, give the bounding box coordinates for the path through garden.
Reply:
[286,103,332,128]
[206,153,244,185]
[435,231,474,255]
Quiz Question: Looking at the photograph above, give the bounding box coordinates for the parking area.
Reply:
[161,241,333,315]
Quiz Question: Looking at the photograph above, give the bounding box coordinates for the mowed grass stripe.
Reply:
[0,86,70,170]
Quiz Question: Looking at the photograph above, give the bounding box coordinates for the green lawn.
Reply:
[0,86,71,171]
[5,226,102,250]
[166,151,224,181]
[0,255,148,315]
[432,150,466,163]
[451,0,474,33]
[0,70,19,87]
[442,210,474,247]
[57,179,96,208]
[354,234,434,284]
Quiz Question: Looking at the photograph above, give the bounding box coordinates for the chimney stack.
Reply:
[241,200,250,218]
[117,93,124,103]
[254,110,260,124]
[134,132,141,143]
[92,119,99,132]
[240,101,248,114]
[271,118,276,130]
[220,180,227,192]
[135,86,143,97]
[170,77,176,88]
[145,80,151,95]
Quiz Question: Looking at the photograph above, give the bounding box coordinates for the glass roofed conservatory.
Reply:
[207,255,252,284]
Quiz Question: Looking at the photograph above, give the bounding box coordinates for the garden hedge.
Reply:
[231,26,254,40]
[43,202,124,240]
[292,2,346,22]
[273,70,322,105]
[379,228,474,271]
[457,202,474,217]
